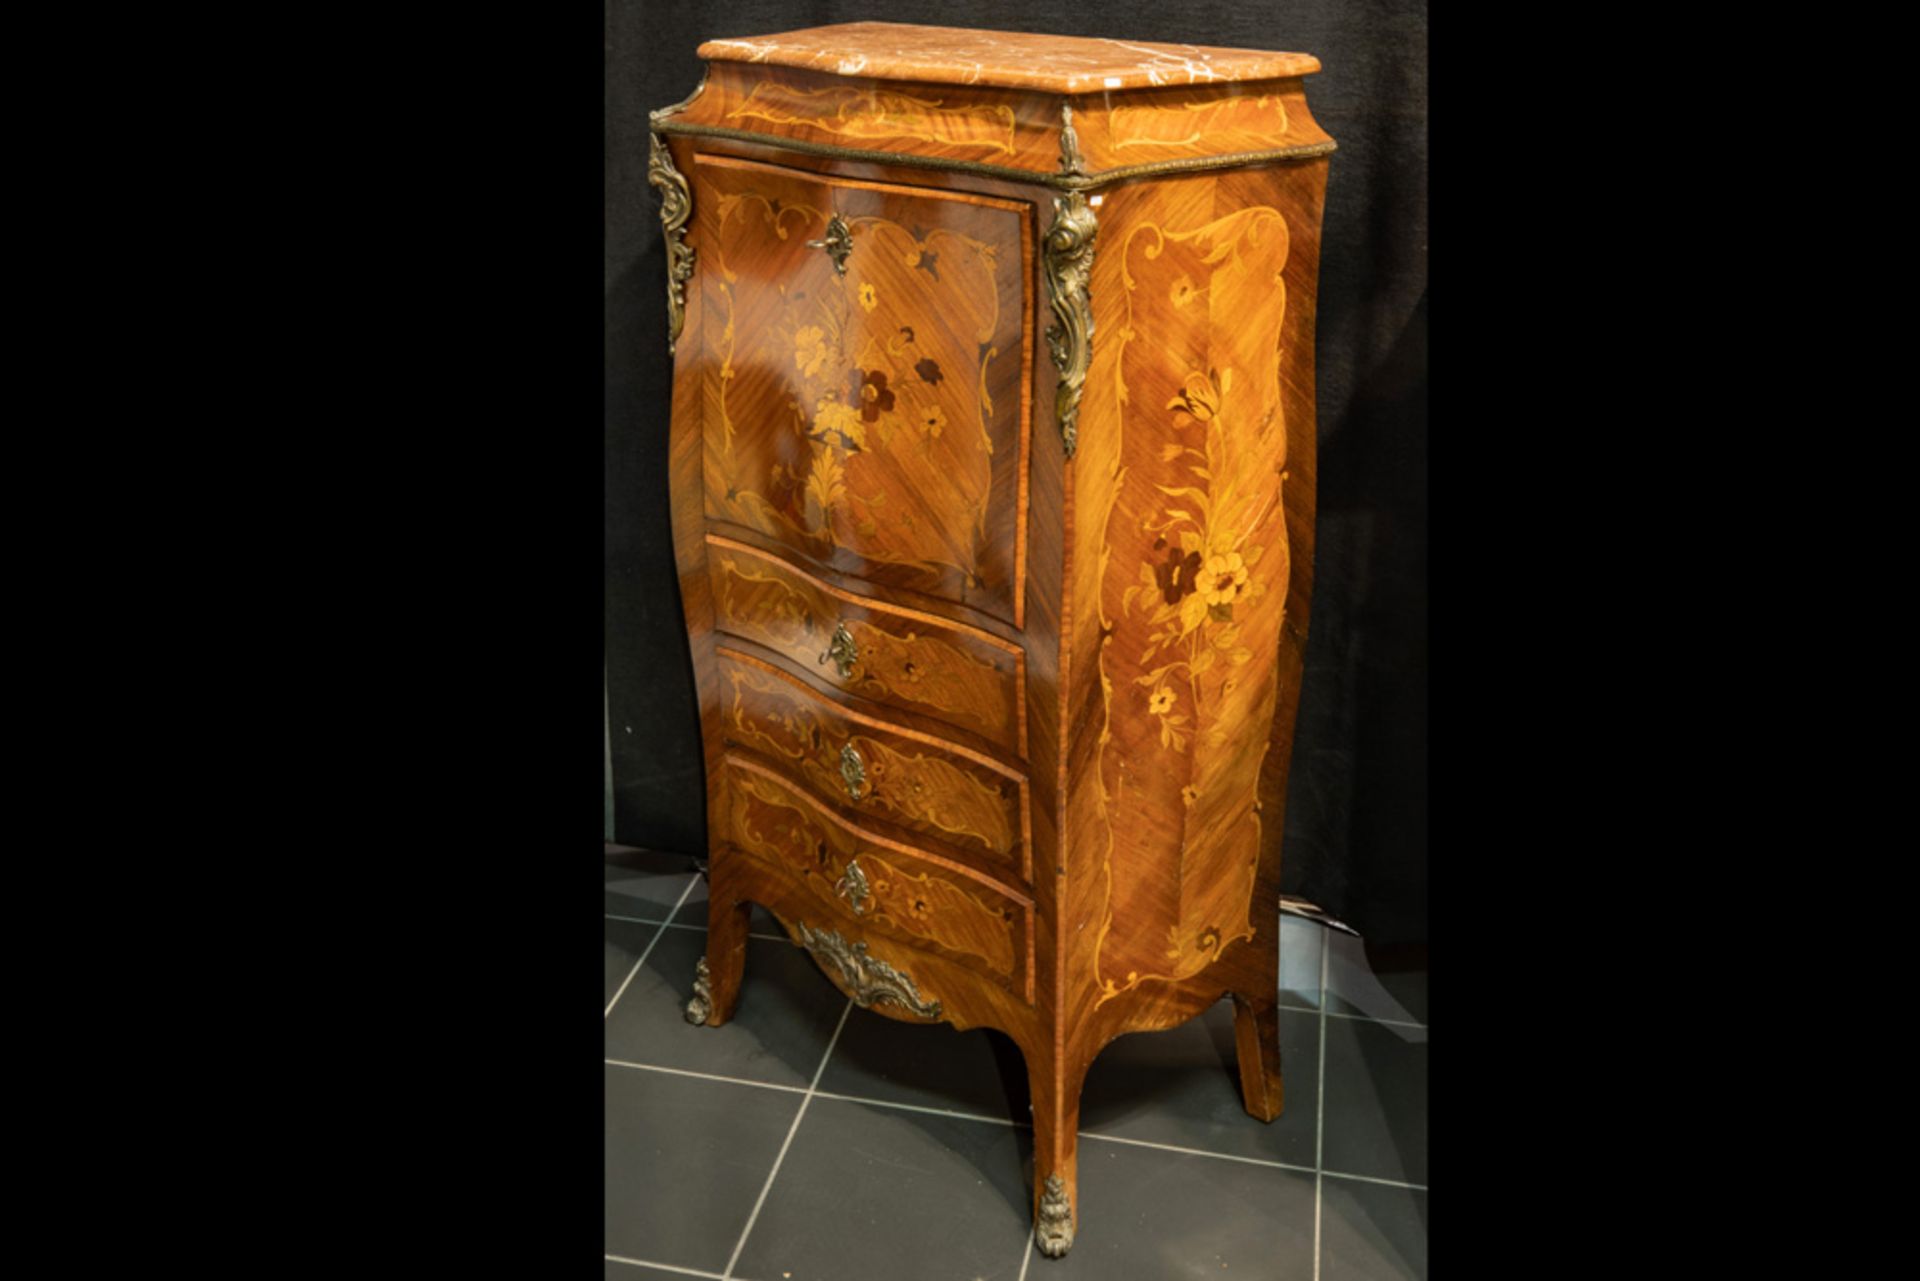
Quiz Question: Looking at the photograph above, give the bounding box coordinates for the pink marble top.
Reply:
[696,21,1321,94]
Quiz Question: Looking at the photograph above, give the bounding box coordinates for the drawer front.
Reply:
[718,649,1027,873]
[690,151,1032,627]
[707,536,1025,756]
[722,756,1031,998]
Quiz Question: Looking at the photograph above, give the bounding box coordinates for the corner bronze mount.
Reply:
[1043,189,1097,459]
[647,132,696,355]
[795,921,942,1019]
[1036,1173,1075,1257]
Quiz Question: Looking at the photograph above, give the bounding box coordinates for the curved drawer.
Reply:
[707,535,1026,756]
[718,648,1029,876]
[720,755,1032,999]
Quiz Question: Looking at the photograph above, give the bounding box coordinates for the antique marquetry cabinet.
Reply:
[648,21,1332,1259]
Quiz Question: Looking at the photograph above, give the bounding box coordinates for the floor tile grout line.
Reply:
[599,910,794,941]
[812,1088,1022,1125]
[1016,1233,1034,1281]
[1320,1168,1428,1192]
[605,877,700,1019]
[604,1254,727,1279]
[604,914,793,946]
[1291,1003,1427,1030]
[721,999,854,1281]
[1313,923,1330,1281]
[601,1056,1429,1190]
[1077,1131,1427,1190]
[605,1060,812,1095]
[1074,1130,1315,1176]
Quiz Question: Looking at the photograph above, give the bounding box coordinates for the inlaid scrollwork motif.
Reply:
[1043,189,1097,458]
[794,921,942,1019]
[647,131,696,354]
[1036,1173,1074,1256]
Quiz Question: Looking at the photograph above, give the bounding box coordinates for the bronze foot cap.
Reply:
[1035,1173,1074,1257]
[684,957,713,1025]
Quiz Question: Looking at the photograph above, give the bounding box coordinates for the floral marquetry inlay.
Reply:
[705,539,1027,756]
[1090,202,1294,1004]
[693,153,1030,625]
[724,761,1026,990]
[717,650,1024,863]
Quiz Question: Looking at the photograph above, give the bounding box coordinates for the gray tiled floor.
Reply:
[604,853,1429,1280]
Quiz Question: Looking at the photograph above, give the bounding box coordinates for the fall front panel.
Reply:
[690,152,1032,628]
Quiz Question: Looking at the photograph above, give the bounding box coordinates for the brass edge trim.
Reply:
[646,132,696,354]
[652,119,1336,189]
[649,68,710,124]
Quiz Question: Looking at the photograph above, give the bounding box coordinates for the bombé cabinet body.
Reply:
[648,21,1332,1258]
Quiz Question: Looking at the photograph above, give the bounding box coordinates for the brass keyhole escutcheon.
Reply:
[819,621,858,678]
[834,857,871,915]
[806,214,854,275]
[839,742,867,802]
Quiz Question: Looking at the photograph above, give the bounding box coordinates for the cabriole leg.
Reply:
[1027,1049,1090,1258]
[686,888,749,1027]
[1230,989,1285,1122]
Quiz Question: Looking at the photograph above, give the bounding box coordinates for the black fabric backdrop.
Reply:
[606,0,1428,947]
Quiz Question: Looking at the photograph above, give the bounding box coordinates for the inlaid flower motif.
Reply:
[859,282,879,313]
[850,368,895,422]
[920,404,945,438]
[1180,785,1199,808]
[793,325,830,381]
[812,397,865,451]
[1148,686,1176,716]
[1201,552,1249,606]
[1154,546,1203,605]
[1167,369,1225,426]
[914,357,943,386]
[1179,590,1211,634]
[907,895,933,920]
